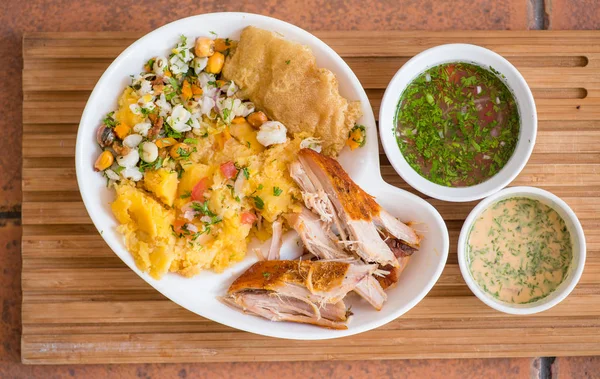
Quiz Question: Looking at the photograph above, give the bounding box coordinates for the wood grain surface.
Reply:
[21,31,600,364]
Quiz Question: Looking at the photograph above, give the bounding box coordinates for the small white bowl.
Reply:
[457,186,586,314]
[379,44,537,202]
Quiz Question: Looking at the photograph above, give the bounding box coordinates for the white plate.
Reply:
[75,12,449,340]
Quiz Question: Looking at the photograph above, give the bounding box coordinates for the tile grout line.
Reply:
[539,357,556,379]
[0,211,21,219]
[529,0,547,30]
[531,0,554,376]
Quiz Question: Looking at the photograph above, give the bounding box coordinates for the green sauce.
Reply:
[395,62,520,187]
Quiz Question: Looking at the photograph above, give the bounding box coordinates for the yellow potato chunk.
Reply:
[111,184,174,239]
[143,168,179,207]
[229,121,265,154]
[111,183,176,279]
[114,87,144,128]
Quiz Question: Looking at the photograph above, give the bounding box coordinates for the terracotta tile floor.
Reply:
[4,0,599,377]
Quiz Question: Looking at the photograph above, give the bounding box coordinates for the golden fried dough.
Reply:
[222,26,362,156]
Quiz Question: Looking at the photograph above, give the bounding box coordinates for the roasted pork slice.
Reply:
[266,219,283,260]
[285,207,348,260]
[224,260,376,328]
[222,291,349,330]
[372,232,416,289]
[289,161,347,240]
[294,149,421,266]
[375,257,412,290]
[385,236,418,258]
[354,274,387,310]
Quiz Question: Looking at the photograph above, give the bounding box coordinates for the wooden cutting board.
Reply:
[21,31,600,364]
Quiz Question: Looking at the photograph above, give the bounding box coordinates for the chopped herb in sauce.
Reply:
[395,62,520,187]
[467,197,572,304]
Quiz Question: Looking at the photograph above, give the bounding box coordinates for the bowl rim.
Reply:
[379,43,538,203]
[457,186,587,315]
[74,12,451,340]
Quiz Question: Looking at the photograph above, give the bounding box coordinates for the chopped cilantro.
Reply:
[262,272,271,279]
[102,112,116,128]
[177,146,192,159]
[180,191,191,199]
[139,156,163,172]
[164,121,183,139]
[191,200,217,217]
[273,187,283,196]
[209,31,217,36]
[257,184,264,190]
[167,77,179,91]
[285,60,290,65]
[241,167,250,180]
[252,196,264,210]
[183,138,198,144]
[146,58,155,69]
[349,124,366,147]
[222,108,231,121]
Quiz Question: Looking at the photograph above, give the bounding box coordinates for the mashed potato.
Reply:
[110,111,304,278]
[96,31,352,280]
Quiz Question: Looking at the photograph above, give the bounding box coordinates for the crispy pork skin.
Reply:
[224,260,377,329]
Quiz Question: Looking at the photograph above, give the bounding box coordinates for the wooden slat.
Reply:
[21,31,600,364]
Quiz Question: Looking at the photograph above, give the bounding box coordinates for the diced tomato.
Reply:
[172,219,187,236]
[241,212,257,225]
[220,161,238,179]
[479,101,497,125]
[191,177,209,202]
[445,64,461,84]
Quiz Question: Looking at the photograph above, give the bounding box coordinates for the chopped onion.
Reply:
[105,169,120,181]
[137,80,153,96]
[200,216,212,224]
[438,130,444,138]
[226,81,238,97]
[300,137,322,153]
[240,102,255,117]
[192,57,208,74]
[483,155,491,160]
[476,86,482,94]
[121,167,143,181]
[200,96,216,116]
[186,223,199,233]
[425,73,431,82]
[234,171,246,200]
[182,210,195,221]
[198,72,216,88]
[133,122,151,137]
[231,99,245,117]
[496,97,501,104]
[129,104,142,115]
